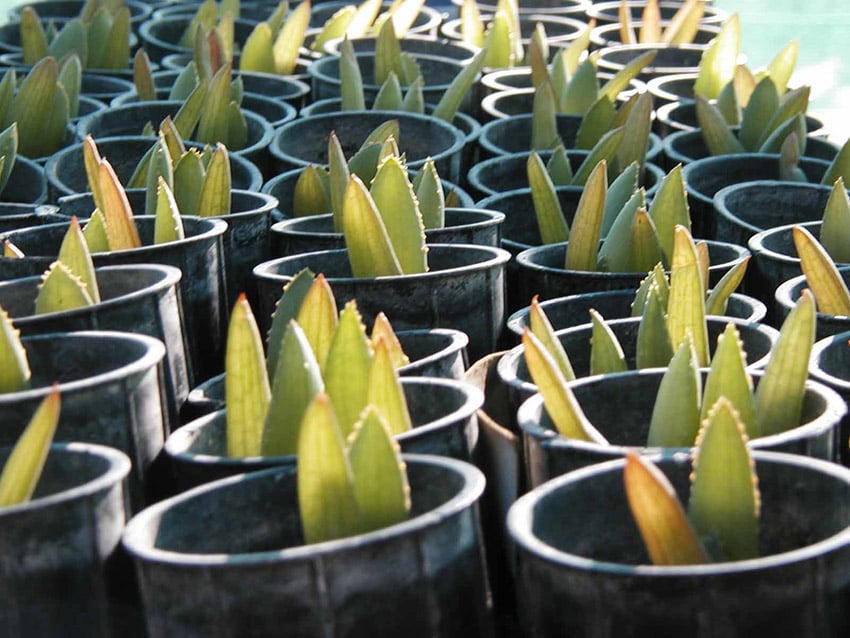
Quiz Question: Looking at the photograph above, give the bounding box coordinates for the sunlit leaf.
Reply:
[565,159,607,271]
[295,273,338,374]
[647,164,690,260]
[266,267,315,378]
[793,225,850,316]
[412,159,444,229]
[57,216,100,303]
[370,312,409,368]
[696,95,744,156]
[646,335,700,446]
[531,79,562,150]
[240,22,276,74]
[820,178,850,263]
[529,295,575,381]
[700,322,755,437]
[272,0,311,75]
[705,256,750,316]
[528,151,569,244]
[0,305,30,393]
[693,13,740,99]
[589,308,627,375]
[433,48,486,123]
[666,226,708,366]
[636,282,673,369]
[366,336,413,435]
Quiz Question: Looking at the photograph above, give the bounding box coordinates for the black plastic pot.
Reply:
[166,376,483,490]
[45,135,263,202]
[269,110,466,183]
[518,369,844,486]
[586,1,728,25]
[713,180,834,247]
[505,288,768,338]
[320,33,479,61]
[809,329,850,465]
[252,245,511,361]
[0,442,132,638]
[123,455,494,637]
[440,13,587,52]
[508,451,850,636]
[9,0,153,29]
[775,267,850,339]
[680,153,830,239]
[450,0,589,16]
[590,20,720,49]
[646,71,698,107]
[309,1,443,35]
[594,43,706,82]
[2,156,48,204]
[0,202,63,231]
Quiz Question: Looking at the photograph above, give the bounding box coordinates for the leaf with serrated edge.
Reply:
[793,225,850,316]
[225,294,271,457]
[631,262,667,316]
[266,268,314,378]
[153,177,185,244]
[341,176,402,277]
[172,149,205,216]
[413,159,444,229]
[648,164,690,261]
[529,296,575,380]
[0,305,30,393]
[689,397,760,562]
[646,334,699,446]
[701,322,755,437]
[528,151,569,244]
[348,406,410,534]
[601,161,638,237]
[589,308,627,375]
[297,393,360,544]
[56,216,99,303]
[295,273,338,374]
[624,452,708,565]
[144,135,173,217]
[34,261,93,314]
[693,14,740,99]
[366,335,413,435]
[370,312,409,368]
[705,256,749,316]
[272,0,311,75]
[263,319,324,456]
[755,288,815,437]
[521,330,608,443]
[666,226,709,366]
[565,159,607,271]
[0,388,60,507]
[324,301,374,437]
[374,19,401,86]
[636,282,674,370]
[196,143,231,217]
[82,210,109,253]
[83,136,140,250]
[821,178,850,263]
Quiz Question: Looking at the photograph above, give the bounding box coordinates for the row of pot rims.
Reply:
[5,1,850,637]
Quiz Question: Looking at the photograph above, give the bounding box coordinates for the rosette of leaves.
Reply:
[457,0,523,68]
[19,0,130,70]
[291,120,446,239]
[615,0,708,46]
[238,0,312,76]
[0,56,80,158]
[309,0,429,54]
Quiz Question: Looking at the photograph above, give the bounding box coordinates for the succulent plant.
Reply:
[615,0,708,45]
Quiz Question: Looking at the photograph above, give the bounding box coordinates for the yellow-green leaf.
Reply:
[636,281,674,369]
[565,159,607,271]
[619,0,636,45]
[266,267,315,378]
[34,261,94,314]
[575,96,617,150]
[646,333,699,447]
[347,0,382,38]
[696,94,745,156]
[662,0,705,45]
[689,396,760,562]
[705,256,750,316]
[83,136,141,250]
[0,388,60,507]
[666,226,709,366]
[172,81,207,140]
[617,91,652,172]
[196,143,231,217]
[172,149,206,216]
[273,0,311,75]
[529,295,575,381]
[240,22,276,74]
[433,48,486,123]
[153,177,185,244]
[295,273,338,374]
[0,305,30,393]
[601,161,639,236]
[459,0,484,47]
[820,178,850,263]
[638,0,661,43]
[373,72,404,110]
[20,7,48,66]
[599,50,657,103]
[589,308,627,374]
[328,131,351,232]
[628,207,663,272]
[293,164,331,217]
[370,312,409,368]
[794,225,850,316]
[739,76,779,152]
[82,210,110,254]
[648,164,690,261]
[701,322,756,437]
[597,187,644,272]
[546,145,573,186]
[311,6,356,53]
[528,151,570,244]
[693,13,740,99]
[569,127,625,186]
[57,216,100,303]
[560,58,598,115]
[768,39,799,94]
[531,79,562,151]
[483,10,514,69]
[366,335,413,435]
[340,37,366,110]
[412,158,444,229]
[632,262,668,317]
[144,135,174,217]
[342,175,403,277]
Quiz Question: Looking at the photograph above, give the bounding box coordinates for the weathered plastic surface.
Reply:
[0,265,190,429]
[0,203,62,231]
[810,330,850,466]
[2,156,48,205]
[269,110,466,183]
[518,371,844,486]
[0,443,131,638]
[0,332,166,509]
[515,239,750,303]
[775,267,850,339]
[123,456,494,638]
[497,315,779,425]
[252,245,510,361]
[167,376,483,491]
[505,288,767,338]
[681,153,829,239]
[0,216,228,381]
[508,452,850,636]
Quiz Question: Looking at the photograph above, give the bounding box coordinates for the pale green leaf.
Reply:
[272,0,311,75]
[366,335,413,435]
[636,282,674,370]
[529,295,575,381]
[599,50,657,103]
[57,216,100,303]
[240,22,276,74]
[413,159,444,229]
[647,164,690,261]
[565,159,607,271]
[153,177,185,245]
[569,127,625,186]
[821,178,850,263]
[20,7,49,66]
[662,0,705,45]
[144,136,174,217]
[766,40,798,96]
[617,91,652,172]
[574,96,617,150]
[432,48,486,122]
[173,149,206,217]
[546,146,573,185]
[531,79,562,151]
[346,0,382,38]
[705,256,750,316]
[369,312,409,368]
[597,187,644,272]
[646,335,700,447]
[311,6,356,53]
[793,225,850,316]
[589,308,627,374]
[266,267,315,379]
[666,226,709,366]
[628,208,664,274]
[528,151,569,244]
[559,58,598,115]
[700,322,756,437]
[739,76,779,152]
[693,13,740,99]
[295,273,338,374]
[196,143,231,217]
[373,72,404,110]
[82,210,110,254]
[0,305,30,393]
[293,165,331,217]
[600,161,638,237]
[695,95,745,156]
[35,261,93,315]
[328,131,351,232]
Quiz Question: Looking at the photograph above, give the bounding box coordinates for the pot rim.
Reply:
[775,266,850,317]
[810,328,850,390]
[122,453,485,564]
[748,219,820,268]
[507,449,850,576]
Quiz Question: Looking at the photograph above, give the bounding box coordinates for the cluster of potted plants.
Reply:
[2,0,850,635]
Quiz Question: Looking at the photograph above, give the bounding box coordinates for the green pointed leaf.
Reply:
[529,295,575,381]
[266,267,315,378]
[705,256,750,316]
[738,76,779,152]
[196,62,232,144]
[689,397,760,562]
[666,226,709,366]
[347,406,410,534]
[82,210,110,254]
[384,0,425,36]
[521,330,608,443]
[755,289,815,437]
[324,301,374,437]
[589,308,627,374]
[20,7,49,66]
[528,151,569,244]
[694,13,740,99]
[618,1,636,44]
[373,72,404,110]
[662,0,705,45]
[84,137,141,250]
[100,6,131,70]
[715,81,740,125]
[636,282,674,370]
[144,135,174,216]
[757,86,810,151]
[624,452,708,566]
[632,262,668,317]
[459,0,484,47]
[646,336,700,446]
[153,177,185,245]
[10,57,67,158]
[601,161,639,237]
[57,216,99,303]
[0,305,30,393]
[369,313,409,368]
[293,165,331,217]
[531,79,562,151]
[780,132,808,183]
[560,21,592,77]
[172,149,205,216]
[294,273,338,374]
[133,49,156,101]
[528,23,549,89]
[432,48,485,122]
[559,58,598,115]
[701,322,756,437]
[821,178,850,262]
[172,80,208,140]
[565,159,607,271]
[48,19,87,67]
[413,159,444,229]
[272,0,311,75]
[340,38,366,110]
[0,388,60,507]
[628,209,663,273]
[546,145,573,185]
[297,393,360,544]
[758,113,806,155]
[57,54,81,120]
[374,18,402,86]
[696,94,745,156]
[569,127,626,186]
[366,336,413,435]
[821,138,850,187]
[263,319,325,456]
[793,225,850,316]
[240,22,276,74]
[575,96,616,150]
[599,50,657,103]
[648,164,690,260]
[34,261,93,314]
[328,131,351,232]
[224,99,248,150]
[767,40,799,97]
[0,69,17,127]
[311,6,356,53]
[483,10,515,69]
[597,187,645,271]
[195,143,231,217]
[401,75,424,113]
[617,91,652,172]
[168,62,200,101]
[347,0,382,38]
[225,294,271,457]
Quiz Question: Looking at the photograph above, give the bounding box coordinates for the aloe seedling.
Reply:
[693,13,740,100]
[616,0,706,45]
[240,0,312,76]
[458,0,522,68]
[793,224,850,317]
[310,0,426,54]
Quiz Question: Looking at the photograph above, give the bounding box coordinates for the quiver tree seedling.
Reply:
[615,0,708,46]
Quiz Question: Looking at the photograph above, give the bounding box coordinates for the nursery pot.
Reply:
[268,208,504,257]
[713,180,834,247]
[775,267,850,339]
[586,1,728,25]
[2,156,48,205]
[309,0,443,35]
[589,20,720,49]
[646,71,698,107]
[252,245,510,361]
[122,455,493,637]
[0,216,228,382]
[0,332,167,509]
[680,153,830,239]
[0,264,189,430]
[0,442,131,638]
[138,16,259,62]
[146,68,311,108]
[269,109,466,183]
[320,33,479,61]
[518,369,845,487]
[505,288,768,338]
[810,330,850,466]
[0,203,63,231]
[594,43,707,82]
[45,135,263,201]
[440,13,587,52]
[508,451,850,636]
[450,0,589,16]
[166,376,483,491]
